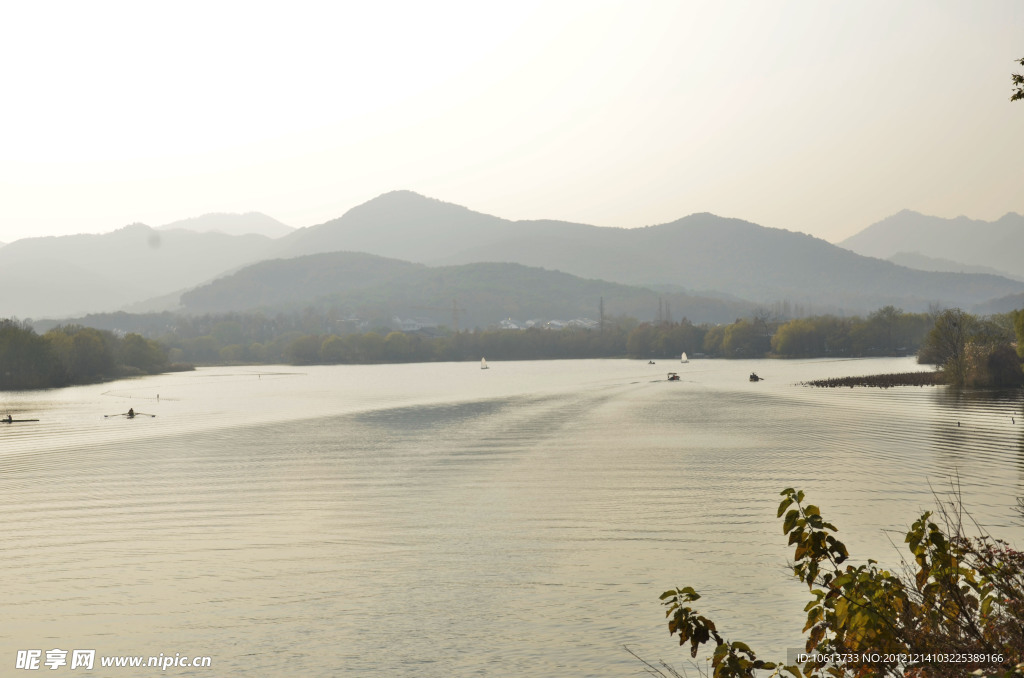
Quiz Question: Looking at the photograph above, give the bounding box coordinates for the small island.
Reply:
[803,372,942,388]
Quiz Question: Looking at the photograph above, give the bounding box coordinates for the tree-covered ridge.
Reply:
[266,191,1024,313]
[179,250,755,325]
[0,320,175,390]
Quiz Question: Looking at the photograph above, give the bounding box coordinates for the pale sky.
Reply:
[1,0,1021,245]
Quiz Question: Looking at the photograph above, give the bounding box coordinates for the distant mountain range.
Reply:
[264,191,1023,314]
[5,193,1024,322]
[839,210,1024,280]
[0,224,276,318]
[886,251,1024,281]
[157,212,294,239]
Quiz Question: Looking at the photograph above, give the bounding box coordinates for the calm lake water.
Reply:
[2,358,1022,676]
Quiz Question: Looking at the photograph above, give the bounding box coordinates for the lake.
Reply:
[1,358,1022,676]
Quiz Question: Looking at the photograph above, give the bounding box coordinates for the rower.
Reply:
[128,408,135,419]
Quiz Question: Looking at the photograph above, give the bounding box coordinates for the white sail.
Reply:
[681,352,688,363]
[481,358,488,370]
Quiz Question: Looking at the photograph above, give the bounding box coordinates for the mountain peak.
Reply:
[840,209,1024,278]
[158,212,292,238]
[350,190,482,218]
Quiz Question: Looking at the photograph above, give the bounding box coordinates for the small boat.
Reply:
[2,418,39,423]
[681,352,689,363]
[481,358,489,370]
[749,372,762,382]
[667,372,680,381]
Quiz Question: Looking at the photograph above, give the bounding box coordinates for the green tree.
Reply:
[287,334,323,364]
[320,335,349,363]
[918,309,976,386]
[703,325,726,356]
[0,320,64,389]
[218,344,248,363]
[722,319,768,358]
[212,321,245,347]
[356,331,385,362]
[1013,310,1024,360]
[120,333,168,373]
[1013,57,1024,102]
[383,331,412,361]
[772,318,823,356]
[865,305,901,354]
[181,336,220,363]
[659,489,1024,677]
[627,323,658,358]
[70,328,115,380]
[919,310,1021,387]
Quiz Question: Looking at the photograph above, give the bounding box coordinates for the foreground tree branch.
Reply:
[659,488,1024,677]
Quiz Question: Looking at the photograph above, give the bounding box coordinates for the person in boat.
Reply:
[127,408,135,418]
[4,414,11,423]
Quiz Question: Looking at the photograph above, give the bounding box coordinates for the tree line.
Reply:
[4,306,1023,389]
[151,307,941,365]
[0,320,172,390]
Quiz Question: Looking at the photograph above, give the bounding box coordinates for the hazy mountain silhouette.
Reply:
[273,190,581,261]
[158,212,293,238]
[0,224,276,318]
[0,258,129,319]
[180,251,755,325]
[839,210,1024,279]
[974,291,1024,315]
[7,193,1024,321]
[887,251,1024,282]
[270,192,1024,313]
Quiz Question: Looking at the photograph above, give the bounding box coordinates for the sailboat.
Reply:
[681,352,689,363]
[481,358,489,370]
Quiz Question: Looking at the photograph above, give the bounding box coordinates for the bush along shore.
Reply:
[803,372,943,388]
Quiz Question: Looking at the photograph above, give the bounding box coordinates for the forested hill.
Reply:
[268,192,1024,313]
[8,193,1024,321]
[179,251,754,325]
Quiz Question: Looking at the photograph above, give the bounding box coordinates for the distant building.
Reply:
[392,316,438,332]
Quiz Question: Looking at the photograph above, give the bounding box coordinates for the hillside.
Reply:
[0,224,277,318]
[269,193,1024,313]
[180,251,755,325]
[0,258,129,319]
[7,194,1024,322]
[887,252,1024,281]
[839,210,1024,279]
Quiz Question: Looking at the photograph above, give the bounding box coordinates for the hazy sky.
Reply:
[1,1,1021,244]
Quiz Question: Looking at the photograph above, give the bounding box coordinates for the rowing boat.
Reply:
[2,419,39,423]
